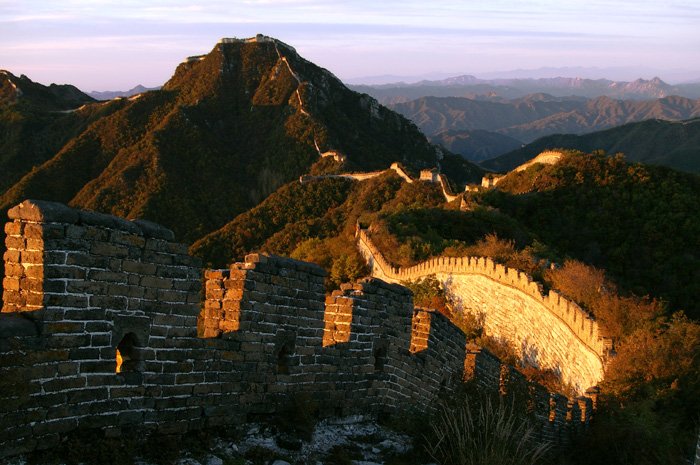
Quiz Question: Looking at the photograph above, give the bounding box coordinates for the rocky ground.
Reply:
[6,416,436,465]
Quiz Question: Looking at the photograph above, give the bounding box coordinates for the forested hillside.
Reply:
[0,38,481,264]
[481,117,700,174]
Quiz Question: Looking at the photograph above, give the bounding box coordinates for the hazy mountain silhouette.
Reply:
[87,85,161,100]
[389,94,700,146]
[351,75,700,104]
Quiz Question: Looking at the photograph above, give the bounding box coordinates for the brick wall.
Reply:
[1,200,593,459]
[356,225,611,394]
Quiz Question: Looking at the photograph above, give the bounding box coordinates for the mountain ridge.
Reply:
[87,85,162,100]
[0,36,481,247]
[387,94,700,162]
[351,75,700,104]
[480,117,700,174]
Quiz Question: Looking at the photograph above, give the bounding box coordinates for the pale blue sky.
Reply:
[1,0,699,91]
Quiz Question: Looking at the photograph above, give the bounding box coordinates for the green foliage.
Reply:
[484,117,700,175]
[369,206,533,268]
[403,275,450,316]
[543,261,700,464]
[191,177,354,269]
[191,172,436,288]
[484,150,700,318]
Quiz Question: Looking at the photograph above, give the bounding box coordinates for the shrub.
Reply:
[425,395,550,465]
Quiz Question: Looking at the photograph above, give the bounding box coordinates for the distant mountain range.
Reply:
[87,85,161,100]
[430,129,522,163]
[351,75,700,104]
[385,93,700,162]
[344,66,700,86]
[481,118,700,175]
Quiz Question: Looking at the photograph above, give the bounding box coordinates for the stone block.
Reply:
[3,249,21,263]
[140,276,173,290]
[122,260,158,275]
[88,269,127,283]
[133,219,174,240]
[90,295,127,310]
[90,242,129,258]
[8,201,79,224]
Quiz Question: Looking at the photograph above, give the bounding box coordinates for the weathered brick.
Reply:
[3,277,21,292]
[44,265,86,280]
[90,242,128,257]
[140,276,173,289]
[44,322,85,335]
[122,260,157,275]
[88,269,127,283]
[89,295,127,310]
[44,294,87,308]
[42,376,86,392]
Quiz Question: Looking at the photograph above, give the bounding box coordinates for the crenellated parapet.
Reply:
[356,225,611,393]
[1,200,593,458]
[513,151,564,173]
[480,150,564,188]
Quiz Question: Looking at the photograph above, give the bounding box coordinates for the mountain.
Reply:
[388,94,584,141]
[87,85,161,100]
[388,94,700,149]
[351,75,700,104]
[0,70,99,192]
[1,70,94,109]
[500,95,700,142]
[480,117,700,174]
[0,36,481,248]
[429,129,522,163]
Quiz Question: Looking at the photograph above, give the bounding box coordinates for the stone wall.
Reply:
[464,343,596,446]
[1,200,593,459]
[480,150,564,187]
[1,200,204,457]
[299,162,414,185]
[356,225,612,393]
[512,151,563,173]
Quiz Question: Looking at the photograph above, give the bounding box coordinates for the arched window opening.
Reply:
[277,343,293,375]
[116,332,138,373]
[374,346,387,372]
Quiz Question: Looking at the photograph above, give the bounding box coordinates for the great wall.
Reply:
[0,199,599,459]
[481,151,564,188]
[355,226,612,394]
[300,163,461,203]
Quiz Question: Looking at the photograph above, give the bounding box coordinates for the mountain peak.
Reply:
[0,70,93,109]
[1,36,481,246]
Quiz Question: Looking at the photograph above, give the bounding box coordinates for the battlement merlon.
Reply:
[7,199,175,240]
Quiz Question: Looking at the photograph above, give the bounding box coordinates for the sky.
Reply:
[1,0,699,92]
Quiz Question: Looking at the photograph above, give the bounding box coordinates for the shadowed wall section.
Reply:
[1,200,593,459]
